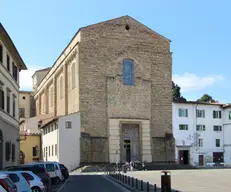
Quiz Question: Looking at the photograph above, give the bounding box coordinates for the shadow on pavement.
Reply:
[59,174,128,192]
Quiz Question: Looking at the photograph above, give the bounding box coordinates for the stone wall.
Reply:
[80,133,108,163]
[152,137,175,162]
[78,16,173,163]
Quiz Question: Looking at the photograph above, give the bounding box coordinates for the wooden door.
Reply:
[198,155,204,166]
[178,150,184,164]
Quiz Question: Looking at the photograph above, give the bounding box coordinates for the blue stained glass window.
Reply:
[123,59,134,85]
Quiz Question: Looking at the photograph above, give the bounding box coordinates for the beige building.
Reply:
[0,23,27,168]
[19,91,36,120]
[33,16,175,164]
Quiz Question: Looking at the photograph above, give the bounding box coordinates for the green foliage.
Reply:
[197,94,216,103]
[172,81,187,102]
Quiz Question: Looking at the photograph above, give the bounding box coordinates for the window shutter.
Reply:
[179,109,181,117]
[32,147,37,156]
[185,109,188,117]
[219,111,221,119]
[213,110,215,118]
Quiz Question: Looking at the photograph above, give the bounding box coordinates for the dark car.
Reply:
[59,164,69,180]
[6,165,52,192]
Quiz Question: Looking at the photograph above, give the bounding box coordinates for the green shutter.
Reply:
[186,109,188,117]
[213,110,216,118]
[219,111,222,119]
[179,109,181,117]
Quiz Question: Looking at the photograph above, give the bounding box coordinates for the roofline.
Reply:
[0,23,27,70]
[31,67,52,78]
[40,118,58,129]
[19,90,33,94]
[222,105,231,109]
[173,101,224,106]
[34,15,170,93]
[33,30,81,91]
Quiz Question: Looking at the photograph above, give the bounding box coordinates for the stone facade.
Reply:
[34,16,174,163]
[0,23,27,168]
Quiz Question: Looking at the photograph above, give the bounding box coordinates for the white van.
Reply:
[31,162,64,184]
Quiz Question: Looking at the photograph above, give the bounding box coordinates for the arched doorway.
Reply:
[0,130,3,169]
[20,151,25,164]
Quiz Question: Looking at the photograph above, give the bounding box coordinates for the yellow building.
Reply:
[20,132,41,164]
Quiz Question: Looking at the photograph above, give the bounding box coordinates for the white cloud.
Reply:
[173,73,224,93]
[19,66,45,91]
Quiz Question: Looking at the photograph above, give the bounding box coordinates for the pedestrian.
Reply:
[142,162,146,171]
[130,161,133,171]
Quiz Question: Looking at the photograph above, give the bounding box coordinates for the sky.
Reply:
[0,0,231,103]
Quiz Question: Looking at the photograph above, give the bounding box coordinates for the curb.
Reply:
[106,175,140,192]
[70,165,89,173]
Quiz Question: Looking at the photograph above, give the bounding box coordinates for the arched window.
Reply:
[122,59,134,85]
[60,76,63,99]
[71,63,75,89]
[49,86,54,106]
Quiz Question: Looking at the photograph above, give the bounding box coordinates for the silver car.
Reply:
[20,171,45,192]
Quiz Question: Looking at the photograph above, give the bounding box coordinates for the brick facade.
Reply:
[34,16,175,163]
[79,16,174,162]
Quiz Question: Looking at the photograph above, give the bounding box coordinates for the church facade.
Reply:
[33,16,175,163]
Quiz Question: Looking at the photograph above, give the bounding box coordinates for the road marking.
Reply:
[102,175,131,192]
[56,178,70,192]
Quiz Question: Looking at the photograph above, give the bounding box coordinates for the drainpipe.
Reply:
[195,104,198,148]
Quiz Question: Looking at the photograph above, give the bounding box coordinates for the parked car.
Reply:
[31,162,64,184]
[0,185,7,192]
[6,165,52,192]
[20,171,45,192]
[59,164,69,180]
[0,171,31,192]
[0,173,17,192]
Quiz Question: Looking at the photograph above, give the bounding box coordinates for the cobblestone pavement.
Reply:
[125,169,231,192]
[52,172,130,192]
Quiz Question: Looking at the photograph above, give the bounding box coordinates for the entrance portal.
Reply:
[198,155,204,166]
[178,150,189,165]
[0,130,3,169]
[121,124,140,162]
[124,140,131,162]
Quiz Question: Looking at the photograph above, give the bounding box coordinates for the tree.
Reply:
[172,81,187,102]
[197,94,216,103]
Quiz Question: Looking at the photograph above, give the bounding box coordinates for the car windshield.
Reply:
[45,164,55,172]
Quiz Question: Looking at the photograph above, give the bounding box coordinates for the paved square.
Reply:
[126,169,231,192]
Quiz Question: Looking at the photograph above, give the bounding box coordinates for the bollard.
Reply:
[128,176,130,185]
[135,178,138,189]
[154,184,157,192]
[132,177,134,187]
[147,182,149,192]
[141,180,143,191]
[125,175,127,184]
[161,171,171,192]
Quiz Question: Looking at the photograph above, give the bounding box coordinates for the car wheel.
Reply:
[32,187,41,192]
[55,177,59,184]
[61,175,65,182]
